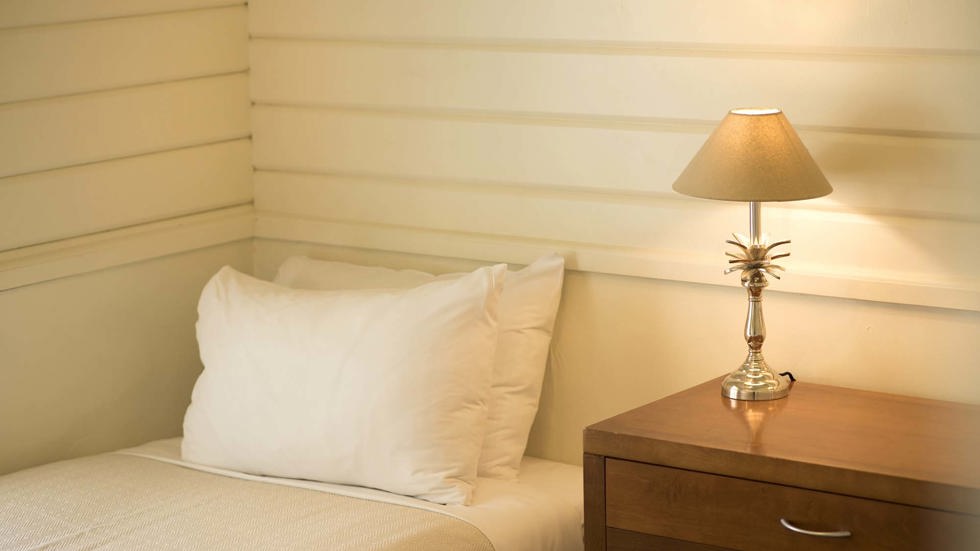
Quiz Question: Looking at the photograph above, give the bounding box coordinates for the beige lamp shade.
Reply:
[673,108,832,202]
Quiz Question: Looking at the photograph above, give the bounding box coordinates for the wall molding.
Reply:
[252,101,980,142]
[250,36,980,62]
[248,0,980,52]
[255,213,979,313]
[0,205,254,291]
[0,0,243,30]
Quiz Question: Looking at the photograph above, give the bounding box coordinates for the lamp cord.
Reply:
[778,371,797,382]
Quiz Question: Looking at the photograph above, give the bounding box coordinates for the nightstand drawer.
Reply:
[605,459,979,551]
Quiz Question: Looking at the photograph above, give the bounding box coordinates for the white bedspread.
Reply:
[0,439,584,551]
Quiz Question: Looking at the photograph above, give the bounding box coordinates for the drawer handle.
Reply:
[780,518,852,538]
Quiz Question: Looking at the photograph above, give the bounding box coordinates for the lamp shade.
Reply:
[673,108,832,202]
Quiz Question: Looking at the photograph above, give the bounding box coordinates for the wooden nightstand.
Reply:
[584,377,980,550]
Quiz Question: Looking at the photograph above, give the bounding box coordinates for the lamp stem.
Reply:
[744,277,766,353]
[749,201,762,245]
[746,201,765,351]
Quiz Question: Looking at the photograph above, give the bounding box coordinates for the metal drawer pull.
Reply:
[780,518,852,538]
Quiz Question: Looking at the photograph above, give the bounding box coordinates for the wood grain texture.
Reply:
[607,460,979,550]
[606,528,729,551]
[0,6,248,103]
[583,453,606,551]
[585,379,980,515]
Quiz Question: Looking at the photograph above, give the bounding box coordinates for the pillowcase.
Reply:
[182,264,505,505]
[275,253,565,480]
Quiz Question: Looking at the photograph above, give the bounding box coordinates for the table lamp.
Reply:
[673,108,832,400]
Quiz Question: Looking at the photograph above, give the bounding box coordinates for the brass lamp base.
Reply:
[722,351,791,400]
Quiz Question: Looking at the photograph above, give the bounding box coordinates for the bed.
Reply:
[0,254,581,550]
[0,439,582,550]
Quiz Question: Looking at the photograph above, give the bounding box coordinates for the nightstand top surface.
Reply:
[585,377,980,514]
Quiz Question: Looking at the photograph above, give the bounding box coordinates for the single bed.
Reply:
[0,439,582,550]
[1,255,580,550]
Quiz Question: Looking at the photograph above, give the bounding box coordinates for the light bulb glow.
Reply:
[731,108,781,116]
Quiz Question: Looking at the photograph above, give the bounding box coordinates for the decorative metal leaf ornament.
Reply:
[724,233,791,282]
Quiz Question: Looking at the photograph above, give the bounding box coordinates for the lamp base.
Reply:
[721,351,791,401]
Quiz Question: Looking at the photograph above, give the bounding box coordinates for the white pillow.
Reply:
[182,264,505,505]
[275,254,565,480]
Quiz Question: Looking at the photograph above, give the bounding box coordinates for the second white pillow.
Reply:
[275,254,565,480]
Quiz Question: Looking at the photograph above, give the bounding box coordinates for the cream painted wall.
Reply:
[0,1,251,258]
[0,243,251,475]
[0,1,252,473]
[249,1,980,466]
[249,0,979,312]
[2,1,978,475]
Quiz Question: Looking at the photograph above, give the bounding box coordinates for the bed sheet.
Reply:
[1,438,583,550]
[0,450,489,550]
[119,438,584,551]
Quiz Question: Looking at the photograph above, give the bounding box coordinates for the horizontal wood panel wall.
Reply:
[0,2,252,290]
[250,0,980,312]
